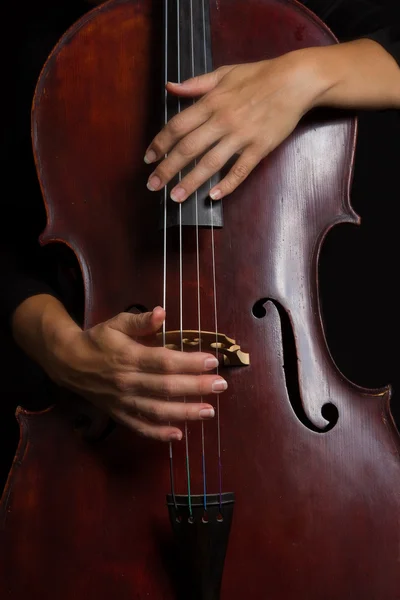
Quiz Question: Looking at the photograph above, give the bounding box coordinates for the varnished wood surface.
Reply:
[1,1,400,598]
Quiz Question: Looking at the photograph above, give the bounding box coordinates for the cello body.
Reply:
[1,0,400,598]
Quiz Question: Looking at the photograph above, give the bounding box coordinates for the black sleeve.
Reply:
[302,0,400,65]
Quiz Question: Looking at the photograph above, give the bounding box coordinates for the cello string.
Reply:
[201,0,223,509]
[211,188,223,509]
[164,0,177,510]
[189,0,208,513]
[177,0,193,517]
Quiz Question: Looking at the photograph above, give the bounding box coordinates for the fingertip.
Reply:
[199,407,215,419]
[169,430,183,441]
[152,306,166,318]
[209,188,222,201]
[144,149,157,164]
[204,357,219,370]
[166,80,198,96]
[151,306,166,332]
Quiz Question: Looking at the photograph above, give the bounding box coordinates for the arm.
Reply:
[305,38,400,110]
[145,36,400,203]
[12,295,225,442]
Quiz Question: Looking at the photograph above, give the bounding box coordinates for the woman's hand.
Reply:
[144,51,327,202]
[12,297,226,443]
[145,39,400,203]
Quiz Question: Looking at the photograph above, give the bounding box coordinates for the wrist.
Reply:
[40,301,83,385]
[271,47,336,118]
[12,294,82,383]
[288,46,340,111]
[298,39,400,111]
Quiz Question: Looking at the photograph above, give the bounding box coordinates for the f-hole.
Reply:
[252,299,338,433]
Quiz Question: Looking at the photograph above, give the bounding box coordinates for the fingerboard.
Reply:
[163,0,223,228]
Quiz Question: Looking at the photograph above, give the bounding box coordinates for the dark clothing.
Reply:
[306,0,400,60]
[1,0,400,324]
[1,1,88,325]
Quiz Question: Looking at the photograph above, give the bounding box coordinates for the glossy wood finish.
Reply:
[2,1,400,598]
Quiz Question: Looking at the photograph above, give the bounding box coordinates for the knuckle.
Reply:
[135,426,150,439]
[135,424,164,442]
[199,378,211,395]
[146,403,165,422]
[132,311,148,328]
[253,140,268,156]
[192,75,202,87]
[178,135,197,157]
[169,114,186,135]
[232,162,250,180]
[153,348,173,372]
[151,136,163,155]
[153,430,169,442]
[159,352,175,373]
[112,372,131,394]
[154,164,173,183]
[223,177,236,193]
[200,93,217,113]
[202,151,222,171]
[86,324,104,345]
[214,110,235,130]
[158,377,175,397]
[119,348,135,367]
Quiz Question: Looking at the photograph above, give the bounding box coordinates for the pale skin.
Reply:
[11,17,400,442]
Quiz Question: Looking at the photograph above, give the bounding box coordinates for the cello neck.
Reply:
[165,0,214,87]
[163,0,223,229]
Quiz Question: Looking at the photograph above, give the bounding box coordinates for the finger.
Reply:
[136,346,219,374]
[166,66,234,98]
[144,102,211,165]
[129,372,228,398]
[168,136,242,203]
[127,396,216,423]
[209,147,264,200]
[109,306,165,338]
[116,411,183,442]
[147,123,225,195]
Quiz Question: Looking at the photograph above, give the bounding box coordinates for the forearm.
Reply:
[11,295,81,378]
[303,38,400,111]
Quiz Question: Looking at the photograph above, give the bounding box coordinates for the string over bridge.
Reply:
[157,331,250,367]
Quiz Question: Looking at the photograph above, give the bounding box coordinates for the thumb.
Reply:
[166,65,233,97]
[109,306,166,338]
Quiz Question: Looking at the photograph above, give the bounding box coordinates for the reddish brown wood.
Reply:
[2,0,400,598]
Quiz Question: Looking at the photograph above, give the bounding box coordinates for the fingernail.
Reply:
[170,186,187,202]
[147,174,162,191]
[152,306,165,317]
[210,189,222,200]
[212,379,228,392]
[199,408,215,419]
[167,81,182,86]
[144,149,157,164]
[170,432,182,441]
[204,357,219,370]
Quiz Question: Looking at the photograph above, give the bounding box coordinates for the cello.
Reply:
[1,0,400,598]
